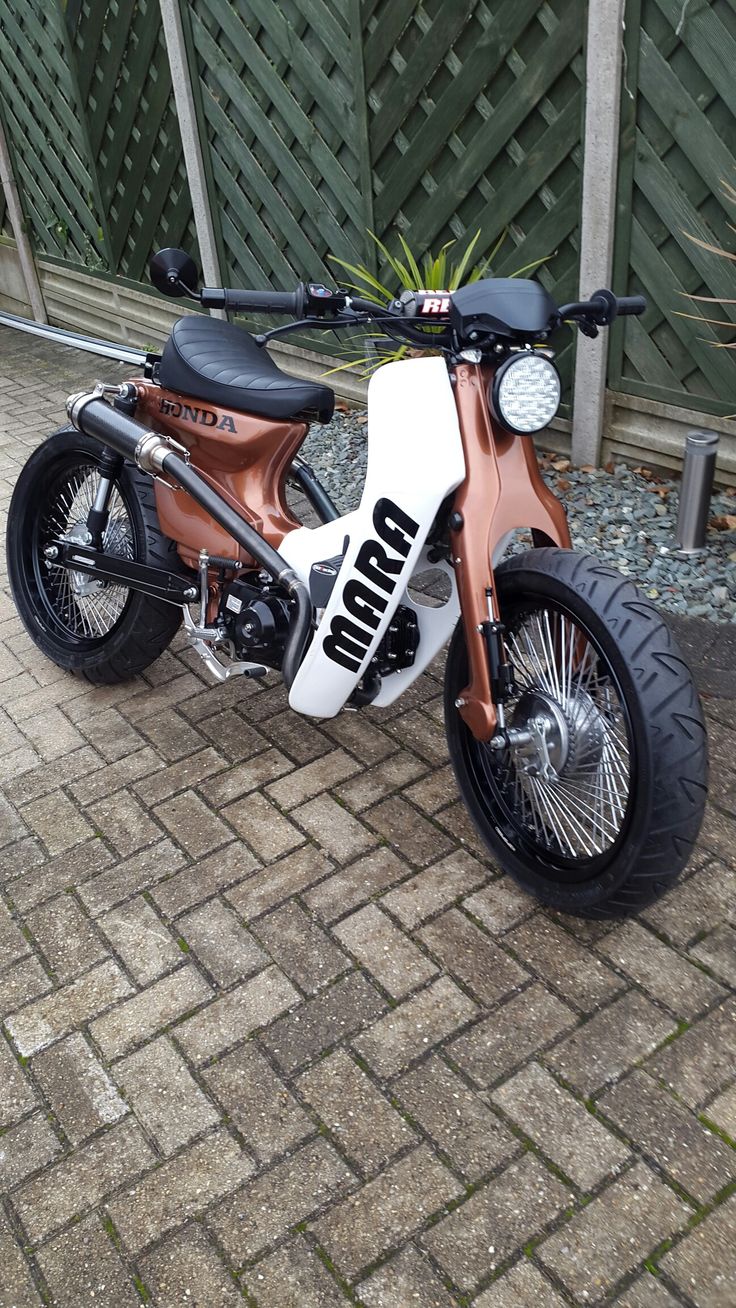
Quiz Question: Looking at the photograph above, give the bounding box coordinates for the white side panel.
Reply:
[281,356,464,718]
[371,552,459,706]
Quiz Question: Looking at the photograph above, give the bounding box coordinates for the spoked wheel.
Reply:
[445,549,708,916]
[7,428,185,683]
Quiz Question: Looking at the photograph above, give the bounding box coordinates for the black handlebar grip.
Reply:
[616,295,647,316]
[200,285,306,315]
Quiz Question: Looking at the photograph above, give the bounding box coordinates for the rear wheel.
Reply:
[445,549,708,916]
[7,428,185,683]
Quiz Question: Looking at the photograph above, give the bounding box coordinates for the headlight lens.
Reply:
[491,354,561,434]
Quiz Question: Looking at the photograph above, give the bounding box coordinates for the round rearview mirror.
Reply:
[149,248,200,298]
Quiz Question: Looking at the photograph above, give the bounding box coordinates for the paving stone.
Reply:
[90,963,212,1059]
[337,750,426,813]
[260,970,386,1074]
[6,838,114,911]
[19,791,94,860]
[356,1242,459,1308]
[423,1153,569,1293]
[0,902,31,966]
[303,847,409,922]
[690,923,736,985]
[649,997,736,1108]
[545,990,676,1096]
[32,1032,127,1144]
[660,1194,736,1306]
[0,1210,43,1307]
[538,1162,688,1303]
[199,746,292,803]
[492,1061,630,1190]
[13,1117,155,1243]
[134,746,226,807]
[449,983,576,1088]
[140,1223,243,1308]
[473,1260,567,1307]
[152,841,259,918]
[322,712,396,762]
[600,1069,736,1203]
[403,763,456,816]
[154,789,233,859]
[20,708,85,763]
[354,976,479,1078]
[244,1237,347,1308]
[76,706,146,763]
[504,916,622,1012]
[69,747,163,807]
[396,1054,518,1181]
[261,708,332,763]
[265,747,360,809]
[597,920,725,1017]
[0,955,51,1017]
[292,793,377,861]
[78,839,186,915]
[419,908,527,1007]
[209,1137,354,1265]
[364,796,453,867]
[225,845,331,920]
[385,707,448,763]
[0,1036,36,1126]
[115,1036,220,1155]
[108,1128,254,1253]
[223,791,305,861]
[254,899,348,993]
[705,1083,736,1139]
[176,964,298,1064]
[298,1048,414,1173]
[614,1274,683,1307]
[202,1042,311,1163]
[333,901,438,998]
[89,789,162,857]
[382,850,487,928]
[35,1214,140,1308]
[26,894,108,983]
[180,898,268,988]
[642,860,736,947]
[313,1143,461,1279]
[98,896,183,985]
[0,1112,62,1189]
[462,879,535,934]
[6,959,133,1056]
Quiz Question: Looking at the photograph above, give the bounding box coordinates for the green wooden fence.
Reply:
[611,0,736,418]
[1,0,735,425]
[0,0,198,281]
[184,0,585,388]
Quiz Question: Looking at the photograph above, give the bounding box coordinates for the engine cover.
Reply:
[220,578,291,668]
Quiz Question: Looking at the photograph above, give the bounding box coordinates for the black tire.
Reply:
[6,427,185,684]
[445,549,708,917]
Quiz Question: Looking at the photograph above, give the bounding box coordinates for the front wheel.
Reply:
[7,428,185,684]
[445,549,708,916]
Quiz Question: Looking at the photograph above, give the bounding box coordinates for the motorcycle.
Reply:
[6,248,708,916]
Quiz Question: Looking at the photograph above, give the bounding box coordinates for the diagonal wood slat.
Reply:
[610,0,736,417]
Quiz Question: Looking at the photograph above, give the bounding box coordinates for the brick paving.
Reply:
[0,323,734,1306]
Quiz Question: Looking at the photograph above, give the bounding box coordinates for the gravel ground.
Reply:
[302,411,736,623]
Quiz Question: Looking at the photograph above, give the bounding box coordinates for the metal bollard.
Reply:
[674,430,719,555]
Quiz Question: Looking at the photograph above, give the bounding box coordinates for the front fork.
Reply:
[85,446,123,547]
[450,362,571,742]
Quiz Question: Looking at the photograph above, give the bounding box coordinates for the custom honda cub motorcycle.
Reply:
[7,249,708,915]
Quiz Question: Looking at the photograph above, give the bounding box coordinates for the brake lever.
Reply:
[578,320,599,339]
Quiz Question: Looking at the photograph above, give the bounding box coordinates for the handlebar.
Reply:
[201,284,307,315]
[556,289,646,328]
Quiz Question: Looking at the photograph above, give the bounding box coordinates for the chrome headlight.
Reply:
[490,354,561,434]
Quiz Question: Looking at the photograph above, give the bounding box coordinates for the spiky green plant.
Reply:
[324,228,548,377]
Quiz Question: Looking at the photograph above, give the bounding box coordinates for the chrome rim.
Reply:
[39,465,133,640]
[490,605,632,862]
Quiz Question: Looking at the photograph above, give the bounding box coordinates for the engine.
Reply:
[219,576,292,668]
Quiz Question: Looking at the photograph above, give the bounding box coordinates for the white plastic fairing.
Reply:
[280,357,465,717]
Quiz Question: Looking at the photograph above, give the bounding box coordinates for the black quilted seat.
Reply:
[159,316,335,423]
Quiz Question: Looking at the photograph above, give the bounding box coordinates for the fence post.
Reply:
[159,0,224,317]
[0,111,46,323]
[571,0,626,466]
